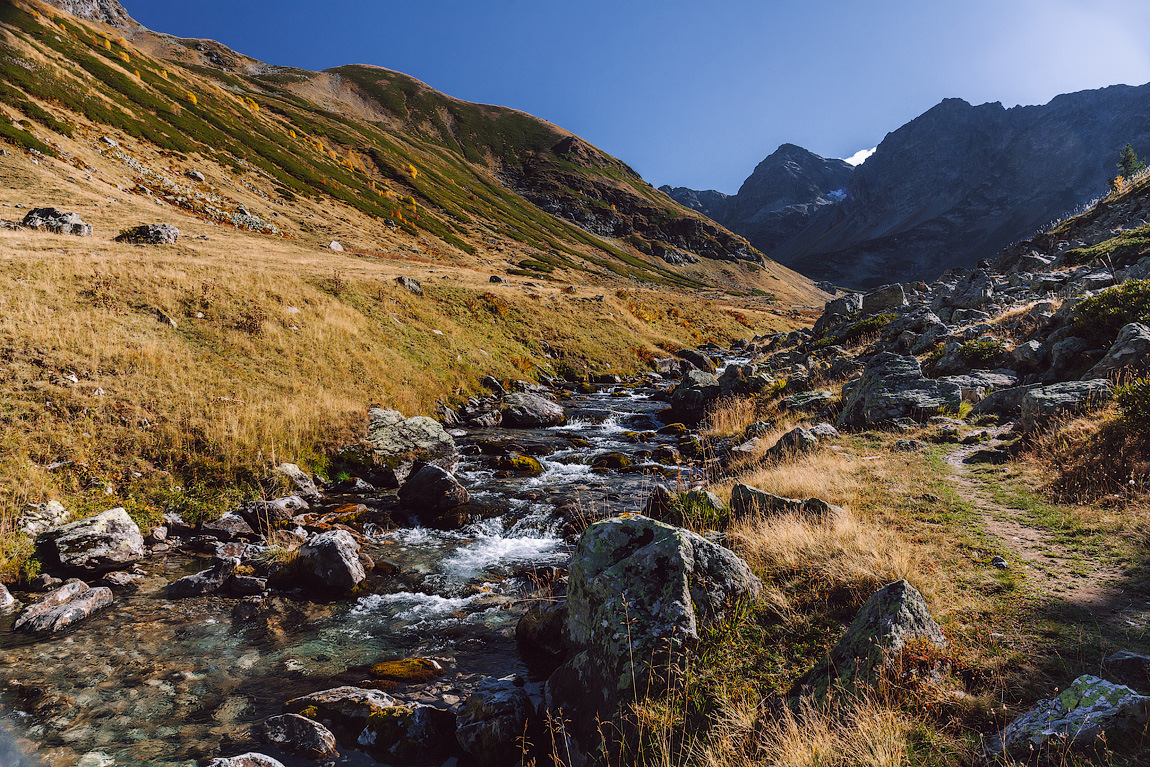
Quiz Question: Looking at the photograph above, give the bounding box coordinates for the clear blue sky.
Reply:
[124,0,1150,194]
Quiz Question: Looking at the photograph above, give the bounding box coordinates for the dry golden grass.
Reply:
[715,449,857,506]
[701,396,764,439]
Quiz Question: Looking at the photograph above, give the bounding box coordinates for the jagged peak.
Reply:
[39,0,135,28]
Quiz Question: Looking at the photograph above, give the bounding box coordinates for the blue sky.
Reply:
[125,0,1150,194]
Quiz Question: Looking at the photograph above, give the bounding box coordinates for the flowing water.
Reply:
[0,376,710,767]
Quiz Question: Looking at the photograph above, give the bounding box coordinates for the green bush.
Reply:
[959,338,1006,367]
[1116,376,1150,435]
[1074,279,1150,344]
[811,312,894,349]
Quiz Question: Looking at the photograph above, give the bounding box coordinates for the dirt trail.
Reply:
[944,430,1126,610]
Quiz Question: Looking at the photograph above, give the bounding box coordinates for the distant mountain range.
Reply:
[664,84,1150,288]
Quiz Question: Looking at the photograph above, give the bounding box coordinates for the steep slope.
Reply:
[1,0,786,291]
[674,84,1150,290]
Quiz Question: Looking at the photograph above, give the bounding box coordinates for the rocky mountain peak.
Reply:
[41,0,134,28]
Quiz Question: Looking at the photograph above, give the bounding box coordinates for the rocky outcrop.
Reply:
[37,508,145,574]
[21,207,92,236]
[793,579,945,698]
[14,580,113,634]
[1086,322,1150,378]
[114,224,179,244]
[729,484,843,523]
[1019,380,1113,431]
[837,354,962,429]
[42,0,135,27]
[984,675,1150,763]
[364,408,459,485]
[546,516,760,763]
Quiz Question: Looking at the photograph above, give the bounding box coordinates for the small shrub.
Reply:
[1116,377,1150,436]
[1074,279,1150,344]
[811,312,894,350]
[958,338,1006,367]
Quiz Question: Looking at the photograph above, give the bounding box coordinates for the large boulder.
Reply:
[14,580,113,634]
[359,703,457,763]
[729,484,844,523]
[983,675,1150,763]
[21,207,92,236]
[1086,322,1150,379]
[456,675,536,767]
[500,393,566,427]
[272,463,321,500]
[939,370,1020,403]
[861,283,907,316]
[970,384,1042,419]
[1019,380,1114,432]
[296,530,366,592]
[837,354,962,429]
[37,508,145,574]
[261,714,339,761]
[114,223,179,244]
[365,408,459,485]
[792,579,945,699]
[763,426,819,461]
[546,516,760,763]
[19,499,71,537]
[284,686,398,744]
[667,369,722,424]
[397,464,470,524]
[167,557,239,599]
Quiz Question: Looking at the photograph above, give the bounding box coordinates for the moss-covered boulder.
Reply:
[456,675,537,767]
[495,453,545,475]
[284,686,396,745]
[791,579,945,700]
[365,408,459,486]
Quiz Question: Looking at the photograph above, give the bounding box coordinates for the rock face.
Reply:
[1086,322,1150,378]
[500,393,565,427]
[21,207,92,236]
[14,580,113,634]
[984,675,1150,762]
[38,508,145,574]
[42,0,134,27]
[114,224,179,244]
[837,354,962,429]
[260,713,338,760]
[1018,380,1113,431]
[296,530,366,592]
[793,579,945,698]
[546,516,761,762]
[456,675,536,767]
[365,408,459,485]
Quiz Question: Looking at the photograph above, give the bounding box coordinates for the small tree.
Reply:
[1118,143,1146,179]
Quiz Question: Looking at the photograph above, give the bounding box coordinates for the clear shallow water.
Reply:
[0,378,709,766]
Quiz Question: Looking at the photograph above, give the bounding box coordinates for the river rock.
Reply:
[729,484,843,523]
[272,463,321,500]
[167,557,238,599]
[792,579,945,699]
[38,508,145,574]
[667,369,722,424]
[1019,380,1113,431]
[546,516,760,762]
[457,675,536,767]
[114,223,179,244]
[500,393,565,427]
[359,703,458,763]
[984,675,1150,763]
[1086,322,1150,378]
[284,686,398,744]
[204,754,285,767]
[516,601,567,660]
[19,499,71,536]
[260,713,338,760]
[237,497,308,537]
[0,583,13,610]
[14,580,113,634]
[837,353,962,429]
[398,464,470,521]
[296,530,365,592]
[21,207,92,236]
[365,408,459,485]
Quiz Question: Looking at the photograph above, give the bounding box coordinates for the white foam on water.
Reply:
[353,591,478,622]
[525,459,592,487]
[440,532,562,579]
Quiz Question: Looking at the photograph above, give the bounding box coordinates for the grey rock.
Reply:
[970,384,1043,419]
[1086,322,1150,378]
[365,408,459,484]
[809,423,841,440]
[456,675,535,767]
[1019,380,1114,431]
[642,483,678,519]
[358,703,457,763]
[0,583,14,610]
[203,754,285,767]
[489,275,507,283]
[187,170,206,183]
[168,557,238,599]
[395,275,423,295]
[991,556,1009,569]
[38,508,145,573]
[1011,339,1047,370]
[984,675,1150,762]
[14,580,113,634]
[260,713,338,761]
[284,686,397,744]
[209,509,264,540]
[21,207,92,236]
[398,464,470,522]
[328,241,343,251]
[837,353,962,429]
[501,393,565,427]
[1103,651,1150,693]
[1046,336,1091,380]
[729,484,844,523]
[764,427,819,461]
[668,369,721,424]
[224,575,267,596]
[779,390,834,411]
[273,463,320,500]
[861,283,907,316]
[114,223,178,244]
[296,530,366,592]
[19,499,71,536]
[41,0,133,28]
[793,579,945,698]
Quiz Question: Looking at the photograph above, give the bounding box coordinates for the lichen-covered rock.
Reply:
[837,353,962,429]
[272,463,320,500]
[495,453,544,475]
[457,675,536,767]
[236,497,307,537]
[21,207,92,236]
[394,275,423,295]
[983,675,1150,763]
[792,579,945,699]
[1086,322,1150,379]
[365,408,459,485]
[861,283,907,316]
[779,390,834,411]
[1019,380,1113,431]
[501,393,565,427]
[546,516,760,763]
[114,223,179,244]
[729,484,843,523]
[19,499,71,537]
[296,530,365,592]
[284,686,398,744]
[359,702,457,763]
[764,427,819,461]
[14,580,113,634]
[203,754,285,767]
[38,508,145,574]
[260,713,338,760]
[167,557,238,599]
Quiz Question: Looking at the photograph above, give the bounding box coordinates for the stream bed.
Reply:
[0,374,716,767]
